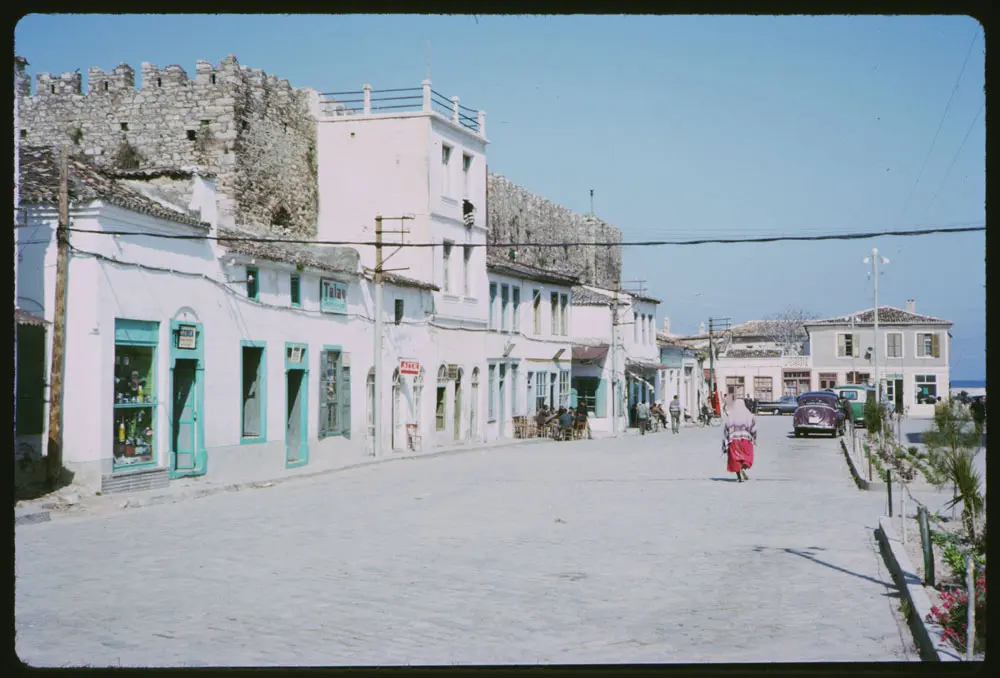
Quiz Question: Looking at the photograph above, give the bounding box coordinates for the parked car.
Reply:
[794,391,846,438]
[832,385,876,427]
[758,395,799,415]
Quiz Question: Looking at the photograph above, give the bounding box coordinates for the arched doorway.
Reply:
[470,367,480,442]
[391,368,403,450]
[453,368,464,441]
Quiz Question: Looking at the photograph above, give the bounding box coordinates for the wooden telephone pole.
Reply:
[46,146,70,489]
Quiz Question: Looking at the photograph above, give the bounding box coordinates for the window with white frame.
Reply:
[550,292,560,335]
[641,314,647,345]
[500,284,510,332]
[442,241,453,293]
[512,287,521,333]
[532,289,542,334]
[916,332,941,358]
[649,316,655,343]
[915,374,938,403]
[559,370,570,407]
[560,294,569,336]
[462,153,472,198]
[634,312,640,343]
[886,332,903,358]
[753,376,773,401]
[837,332,860,358]
[488,283,497,330]
[535,371,548,412]
[463,246,472,296]
[441,144,452,196]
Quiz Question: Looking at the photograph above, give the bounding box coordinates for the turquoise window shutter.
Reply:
[595,379,607,418]
[569,387,578,409]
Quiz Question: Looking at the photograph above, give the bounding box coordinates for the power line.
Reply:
[894,28,979,227]
[920,101,985,221]
[66,223,985,248]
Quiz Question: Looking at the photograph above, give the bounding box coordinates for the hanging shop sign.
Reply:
[399,360,420,376]
[288,345,304,364]
[176,324,198,350]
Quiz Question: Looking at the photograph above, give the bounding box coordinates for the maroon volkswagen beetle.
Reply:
[793,391,846,438]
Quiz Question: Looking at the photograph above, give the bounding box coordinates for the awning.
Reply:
[626,358,662,372]
[572,345,609,361]
[15,309,49,326]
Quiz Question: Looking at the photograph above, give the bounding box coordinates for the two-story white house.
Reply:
[315,79,490,448]
[484,257,579,440]
[804,303,953,417]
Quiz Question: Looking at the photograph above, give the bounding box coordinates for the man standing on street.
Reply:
[637,400,650,435]
[669,395,682,434]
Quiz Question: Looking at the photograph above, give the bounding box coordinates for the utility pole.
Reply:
[371,214,414,457]
[610,291,619,435]
[373,215,384,457]
[46,146,70,489]
[864,249,889,398]
[707,317,730,407]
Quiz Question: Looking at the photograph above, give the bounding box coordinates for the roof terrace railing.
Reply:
[318,80,485,137]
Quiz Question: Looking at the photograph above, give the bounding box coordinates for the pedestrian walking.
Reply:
[669,395,682,433]
[637,400,650,435]
[722,394,757,482]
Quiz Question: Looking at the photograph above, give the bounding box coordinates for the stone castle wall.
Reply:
[16,55,318,236]
[487,173,622,288]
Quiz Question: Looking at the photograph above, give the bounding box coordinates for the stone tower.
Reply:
[16,55,319,236]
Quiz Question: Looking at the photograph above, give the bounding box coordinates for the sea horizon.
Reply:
[951,379,986,389]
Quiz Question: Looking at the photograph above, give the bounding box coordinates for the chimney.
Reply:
[662,316,670,334]
[906,299,915,314]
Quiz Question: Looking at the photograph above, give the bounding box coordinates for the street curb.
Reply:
[840,438,886,492]
[15,510,51,525]
[15,436,556,524]
[875,516,961,662]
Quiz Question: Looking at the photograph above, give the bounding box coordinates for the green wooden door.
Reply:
[172,360,199,473]
[16,325,46,435]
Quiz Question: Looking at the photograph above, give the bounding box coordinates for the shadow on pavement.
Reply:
[709,477,741,482]
[752,545,892,588]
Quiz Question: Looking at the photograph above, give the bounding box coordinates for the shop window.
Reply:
[320,278,348,314]
[241,345,266,441]
[559,370,571,407]
[754,376,774,401]
[290,274,301,307]
[572,377,599,415]
[915,374,938,403]
[436,386,447,431]
[246,266,259,301]
[818,373,838,390]
[846,371,870,386]
[535,371,548,412]
[113,321,159,469]
[726,376,746,398]
[319,349,349,438]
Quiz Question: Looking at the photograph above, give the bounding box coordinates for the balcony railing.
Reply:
[318,80,485,137]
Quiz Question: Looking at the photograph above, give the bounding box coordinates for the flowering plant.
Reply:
[926,566,986,654]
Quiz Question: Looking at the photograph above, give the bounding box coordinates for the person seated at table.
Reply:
[535,405,550,429]
[558,407,575,438]
[575,405,592,439]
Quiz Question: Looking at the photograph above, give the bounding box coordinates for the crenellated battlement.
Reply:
[16,53,319,237]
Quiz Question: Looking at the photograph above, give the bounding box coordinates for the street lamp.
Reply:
[863,249,890,398]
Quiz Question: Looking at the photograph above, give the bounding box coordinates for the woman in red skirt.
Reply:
[722,395,757,482]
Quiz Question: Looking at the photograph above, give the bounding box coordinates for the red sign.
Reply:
[399,360,420,376]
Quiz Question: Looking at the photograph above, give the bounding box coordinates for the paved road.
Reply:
[15,416,916,666]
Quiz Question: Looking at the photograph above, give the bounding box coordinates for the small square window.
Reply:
[19,129,26,139]
[200,120,210,127]
[395,299,404,325]
[186,130,196,141]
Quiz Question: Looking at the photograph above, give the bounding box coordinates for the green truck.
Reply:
[831,385,876,426]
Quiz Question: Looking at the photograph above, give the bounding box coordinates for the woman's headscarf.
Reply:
[726,394,754,428]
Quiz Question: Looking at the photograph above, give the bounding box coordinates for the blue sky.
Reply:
[15,14,986,379]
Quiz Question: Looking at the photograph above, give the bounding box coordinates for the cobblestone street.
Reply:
[15,416,916,666]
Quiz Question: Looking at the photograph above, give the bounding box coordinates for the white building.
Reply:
[15,146,448,494]
[484,258,578,439]
[314,79,490,449]
[657,334,703,421]
[569,285,661,432]
[804,303,953,417]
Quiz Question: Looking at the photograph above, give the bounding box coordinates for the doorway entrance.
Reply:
[286,369,308,466]
[498,364,507,437]
[171,359,201,475]
[453,368,463,441]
